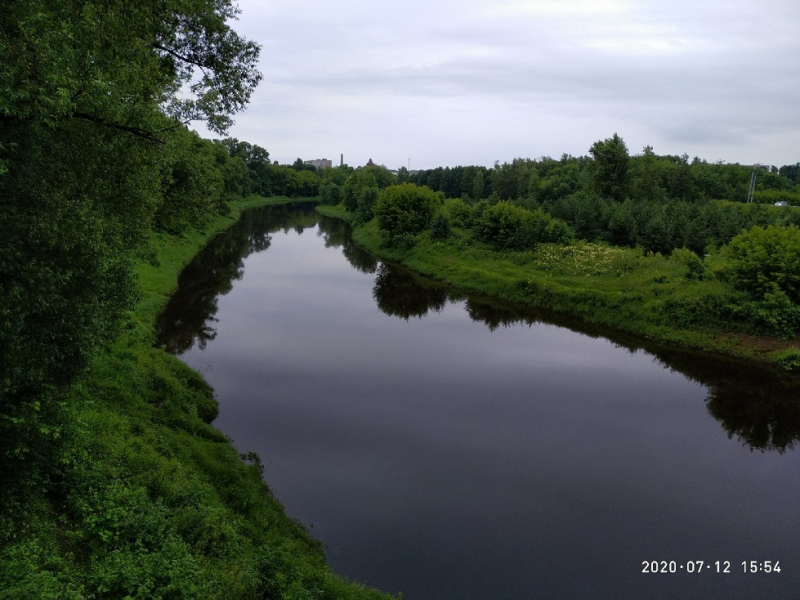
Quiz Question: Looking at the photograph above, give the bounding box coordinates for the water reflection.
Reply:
[156,204,800,452]
[316,215,378,275]
[372,264,449,319]
[156,203,315,353]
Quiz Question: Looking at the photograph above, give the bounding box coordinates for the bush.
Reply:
[474,201,573,250]
[473,201,526,249]
[430,210,451,241]
[665,291,740,329]
[725,225,800,302]
[775,348,800,372]
[374,183,439,246]
[444,198,474,228]
[753,284,800,339]
[671,248,705,281]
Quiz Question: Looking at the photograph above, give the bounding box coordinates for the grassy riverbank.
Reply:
[317,204,800,369]
[1,195,392,599]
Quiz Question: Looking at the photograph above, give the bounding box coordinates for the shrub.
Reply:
[473,201,527,249]
[430,210,451,241]
[665,291,740,328]
[671,248,705,281]
[753,283,800,340]
[374,183,440,246]
[725,225,800,302]
[444,198,474,228]
[775,348,800,371]
[543,217,575,244]
[474,201,574,250]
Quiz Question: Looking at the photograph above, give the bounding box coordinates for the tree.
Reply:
[491,158,537,200]
[1,0,261,138]
[342,170,378,212]
[364,164,399,190]
[631,146,665,201]
[472,170,485,201]
[291,158,316,172]
[589,133,630,201]
[0,0,262,413]
[156,130,227,234]
[374,183,440,246]
[778,163,799,184]
[319,181,342,205]
[537,156,585,203]
[222,138,270,167]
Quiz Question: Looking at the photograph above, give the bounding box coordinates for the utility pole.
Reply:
[747,170,756,203]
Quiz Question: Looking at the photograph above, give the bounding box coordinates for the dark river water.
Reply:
[157,203,800,599]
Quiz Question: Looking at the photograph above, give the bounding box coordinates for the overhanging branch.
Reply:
[73,112,165,144]
[153,44,209,72]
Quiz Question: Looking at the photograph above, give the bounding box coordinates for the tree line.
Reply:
[408,136,799,206]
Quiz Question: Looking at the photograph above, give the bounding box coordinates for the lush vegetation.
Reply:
[318,147,800,367]
[1,196,394,599]
[2,0,799,591]
[374,183,440,246]
[1,2,393,598]
[408,143,798,207]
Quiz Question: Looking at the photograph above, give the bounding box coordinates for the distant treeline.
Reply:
[305,135,799,256]
[220,135,800,232]
[408,140,800,206]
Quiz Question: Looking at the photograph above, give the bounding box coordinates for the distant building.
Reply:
[304,158,332,169]
[366,158,375,167]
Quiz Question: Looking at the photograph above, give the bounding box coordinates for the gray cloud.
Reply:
[205,0,800,168]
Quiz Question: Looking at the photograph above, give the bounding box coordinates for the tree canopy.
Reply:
[1,0,261,137]
[375,183,440,246]
[0,0,262,409]
[589,133,630,201]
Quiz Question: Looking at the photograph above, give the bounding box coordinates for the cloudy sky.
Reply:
[199,0,800,170]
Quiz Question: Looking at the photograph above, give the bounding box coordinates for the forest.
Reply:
[2,0,799,597]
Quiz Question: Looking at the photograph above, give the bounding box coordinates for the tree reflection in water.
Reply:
[155,203,315,353]
[372,264,448,320]
[156,203,800,453]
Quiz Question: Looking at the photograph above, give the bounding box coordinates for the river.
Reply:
[157,203,800,599]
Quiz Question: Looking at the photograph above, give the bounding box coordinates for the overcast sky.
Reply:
[198,0,800,170]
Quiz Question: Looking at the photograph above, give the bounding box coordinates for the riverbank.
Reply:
[316,204,800,370]
[1,195,391,599]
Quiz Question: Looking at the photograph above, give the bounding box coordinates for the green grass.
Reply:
[322,206,800,366]
[1,195,393,600]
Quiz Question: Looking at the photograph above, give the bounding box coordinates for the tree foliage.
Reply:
[0,0,262,449]
[725,225,800,303]
[1,0,261,136]
[474,201,574,250]
[375,183,440,246]
[589,133,630,201]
